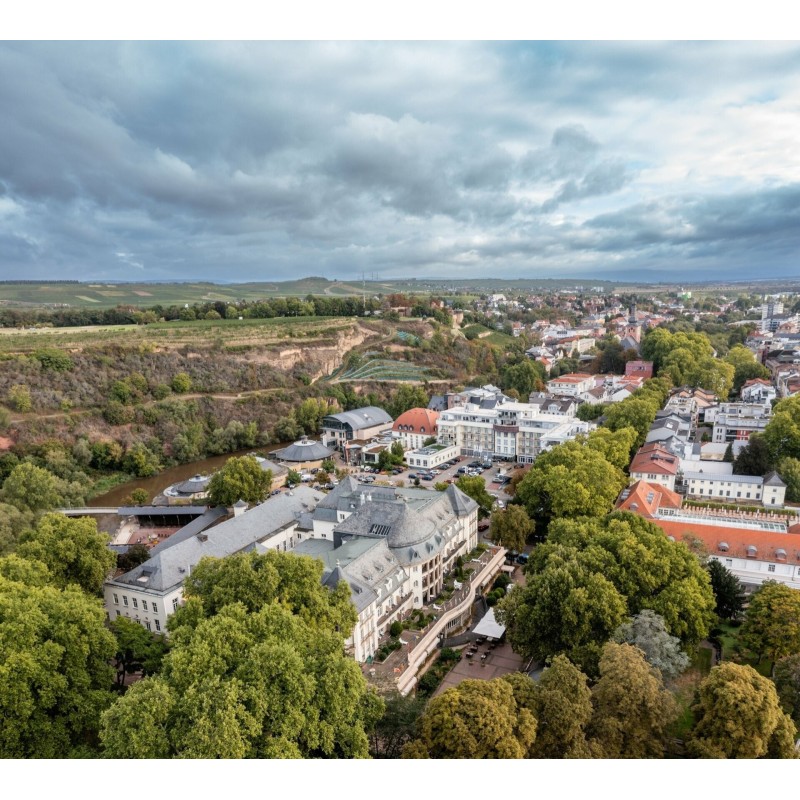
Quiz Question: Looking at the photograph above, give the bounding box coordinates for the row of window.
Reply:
[115,610,162,631]
[113,593,180,614]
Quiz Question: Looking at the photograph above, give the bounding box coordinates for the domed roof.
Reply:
[392,407,439,434]
[385,504,437,549]
[272,437,334,462]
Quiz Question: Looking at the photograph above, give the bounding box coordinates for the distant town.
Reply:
[2,280,799,759]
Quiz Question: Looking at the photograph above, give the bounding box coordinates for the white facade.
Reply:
[709,554,800,589]
[437,399,591,463]
[406,444,461,469]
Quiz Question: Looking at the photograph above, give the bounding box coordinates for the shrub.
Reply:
[171,373,192,394]
[389,621,403,638]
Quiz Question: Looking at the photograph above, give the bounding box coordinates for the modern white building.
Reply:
[405,443,461,470]
[437,398,592,463]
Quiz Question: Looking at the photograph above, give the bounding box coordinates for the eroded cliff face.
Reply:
[257,324,376,380]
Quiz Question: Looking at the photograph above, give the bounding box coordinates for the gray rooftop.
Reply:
[110,486,325,594]
[323,406,393,431]
[271,438,334,462]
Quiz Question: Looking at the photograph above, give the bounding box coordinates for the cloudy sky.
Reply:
[2,40,800,282]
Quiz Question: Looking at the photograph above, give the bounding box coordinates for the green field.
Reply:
[0,316,356,354]
[330,356,433,383]
[0,278,371,309]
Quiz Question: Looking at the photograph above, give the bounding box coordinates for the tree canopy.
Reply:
[101,551,380,758]
[739,581,800,663]
[688,663,798,759]
[17,513,116,595]
[611,610,689,680]
[587,642,677,758]
[402,678,537,759]
[706,559,746,621]
[515,441,627,526]
[488,504,534,552]
[206,456,272,507]
[454,475,495,520]
[0,573,116,757]
[773,653,800,729]
[498,513,715,673]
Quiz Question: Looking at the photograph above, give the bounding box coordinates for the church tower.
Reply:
[626,303,641,343]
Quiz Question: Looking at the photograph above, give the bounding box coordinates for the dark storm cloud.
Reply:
[1,41,800,281]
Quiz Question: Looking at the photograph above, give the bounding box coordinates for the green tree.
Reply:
[501,360,545,397]
[733,433,773,475]
[101,558,380,758]
[611,610,689,680]
[724,345,771,394]
[8,383,32,412]
[603,398,660,448]
[390,440,405,461]
[515,441,627,525]
[587,642,677,758]
[387,385,429,419]
[403,678,536,759]
[286,468,302,486]
[584,426,639,470]
[206,456,272,507]
[117,542,152,573]
[0,463,63,512]
[294,398,337,435]
[33,348,73,372]
[763,396,800,463]
[454,475,495,520]
[688,663,798,758]
[499,513,715,672]
[171,372,193,394]
[740,581,800,663]
[176,550,357,635]
[110,618,169,688]
[123,442,163,478]
[773,653,800,728]
[368,691,425,759]
[17,513,116,595]
[706,559,746,620]
[488,504,534,552]
[508,655,594,758]
[778,457,800,502]
[129,488,150,506]
[0,573,116,757]
[0,502,32,556]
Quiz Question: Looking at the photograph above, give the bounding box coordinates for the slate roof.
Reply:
[323,406,393,431]
[110,486,324,594]
[272,438,334,462]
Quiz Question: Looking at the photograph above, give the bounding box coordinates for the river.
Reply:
[88,443,295,507]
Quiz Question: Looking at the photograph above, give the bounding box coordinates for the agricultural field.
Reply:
[0,316,356,355]
[329,355,434,383]
[0,278,369,309]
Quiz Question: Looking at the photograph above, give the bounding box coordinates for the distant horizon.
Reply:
[2,42,800,283]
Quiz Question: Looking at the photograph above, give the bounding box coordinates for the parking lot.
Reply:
[354,457,519,508]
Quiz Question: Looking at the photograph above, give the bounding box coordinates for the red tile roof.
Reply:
[617,480,682,517]
[392,408,439,435]
[629,444,680,476]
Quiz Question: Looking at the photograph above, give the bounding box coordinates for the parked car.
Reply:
[391,467,404,475]
[516,553,529,565]
[407,473,418,480]
[478,519,490,531]
[270,489,281,496]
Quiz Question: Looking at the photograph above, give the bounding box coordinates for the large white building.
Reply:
[437,397,592,463]
[682,471,786,507]
[103,478,478,663]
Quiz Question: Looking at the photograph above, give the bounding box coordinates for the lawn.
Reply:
[716,621,773,677]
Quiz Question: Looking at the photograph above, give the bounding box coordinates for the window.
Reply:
[172,598,179,612]
[768,564,776,573]
[151,602,157,614]
[142,600,148,612]
[145,621,152,631]
[113,593,119,605]
[122,595,128,607]
[116,610,121,617]
[132,598,138,609]
[725,559,733,567]
[155,619,161,632]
